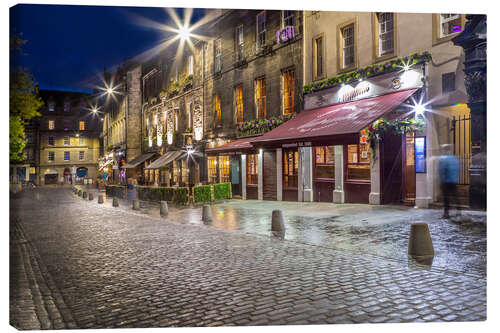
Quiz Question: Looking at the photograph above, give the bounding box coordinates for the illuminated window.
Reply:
[283,149,298,188]
[256,12,266,47]
[282,69,295,115]
[182,159,189,185]
[64,136,70,146]
[440,14,462,37]
[347,129,371,181]
[341,24,355,69]
[313,35,324,80]
[255,77,266,119]
[235,84,244,123]
[48,136,54,146]
[315,146,335,179]
[247,154,258,185]
[48,151,54,162]
[79,151,85,161]
[282,10,294,27]
[208,156,218,183]
[79,121,85,130]
[219,155,230,183]
[48,120,55,130]
[377,13,394,56]
[215,95,222,126]
[64,151,70,161]
[188,55,194,76]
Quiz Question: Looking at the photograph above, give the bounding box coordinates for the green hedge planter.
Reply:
[137,186,188,205]
[213,182,232,201]
[193,185,213,203]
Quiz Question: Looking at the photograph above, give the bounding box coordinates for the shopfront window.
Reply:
[283,149,298,188]
[181,159,189,185]
[208,156,218,183]
[247,154,258,185]
[219,155,230,183]
[347,130,371,181]
[173,161,180,184]
[315,146,335,179]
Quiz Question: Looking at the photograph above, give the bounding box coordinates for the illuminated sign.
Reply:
[338,81,371,103]
[415,136,426,173]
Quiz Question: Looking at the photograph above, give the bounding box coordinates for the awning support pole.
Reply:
[276,148,282,201]
[369,142,382,205]
[333,145,345,203]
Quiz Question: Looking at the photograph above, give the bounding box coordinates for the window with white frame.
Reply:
[440,14,462,37]
[64,151,70,161]
[282,10,294,27]
[188,55,194,76]
[79,151,85,161]
[342,24,355,69]
[235,25,244,61]
[378,13,394,56]
[214,38,222,73]
[79,136,85,145]
[64,136,70,146]
[48,151,55,162]
[256,12,266,47]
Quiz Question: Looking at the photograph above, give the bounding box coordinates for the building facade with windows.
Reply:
[301,11,469,206]
[204,9,303,199]
[38,90,101,185]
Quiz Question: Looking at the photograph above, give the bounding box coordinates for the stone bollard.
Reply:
[133,199,140,210]
[98,195,104,204]
[408,223,434,258]
[88,193,94,201]
[112,197,119,207]
[82,192,87,199]
[271,210,286,233]
[202,205,212,222]
[160,201,168,217]
[78,190,82,197]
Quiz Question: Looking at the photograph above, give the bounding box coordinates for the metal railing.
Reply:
[451,115,471,185]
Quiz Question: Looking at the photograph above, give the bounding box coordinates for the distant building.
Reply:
[37,90,101,185]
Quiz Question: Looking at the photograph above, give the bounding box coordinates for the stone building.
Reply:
[99,62,143,183]
[204,9,303,198]
[37,90,101,185]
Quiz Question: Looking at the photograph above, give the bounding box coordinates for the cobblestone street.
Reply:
[10,187,486,329]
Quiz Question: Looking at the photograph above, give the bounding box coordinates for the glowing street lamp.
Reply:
[177,25,192,41]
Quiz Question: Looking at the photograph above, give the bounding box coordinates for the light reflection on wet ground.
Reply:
[73,188,487,277]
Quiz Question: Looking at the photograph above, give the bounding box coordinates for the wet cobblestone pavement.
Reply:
[10,187,486,329]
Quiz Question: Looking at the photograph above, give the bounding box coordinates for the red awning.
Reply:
[252,88,418,147]
[205,136,260,155]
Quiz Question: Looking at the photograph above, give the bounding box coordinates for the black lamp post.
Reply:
[452,14,487,210]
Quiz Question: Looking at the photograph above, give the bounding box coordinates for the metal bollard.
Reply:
[271,210,286,233]
[98,195,104,204]
[160,201,168,217]
[202,205,212,222]
[112,197,119,207]
[133,199,140,210]
[82,192,87,199]
[408,223,434,257]
[88,193,94,201]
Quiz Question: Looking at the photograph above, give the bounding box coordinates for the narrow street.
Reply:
[10,187,486,329]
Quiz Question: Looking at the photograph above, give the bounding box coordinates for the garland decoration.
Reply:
[236,113,295,137]
[304,52,432,94]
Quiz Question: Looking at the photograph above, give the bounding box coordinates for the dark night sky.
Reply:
[10,4,203,93]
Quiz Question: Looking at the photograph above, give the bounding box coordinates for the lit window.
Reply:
[282,10,294,27]
[235,84,244,123]
[48,151,55,162]
[347,129,371,181]
[188,55,194,76]
[79,151,85,161]
[48,136,54,146]
[255,77,266,119]
[313,35,324,79]
[256,12,266,47]
[64,136,69,146]
[283,149,298,188]
[215,95,222,126]
[378,13,394,56]
[208,156,218,183]
[219,155,230,183]
[315,146,335,179]
[282,69,295,115]
[440,14,462,37]
[214,39,222,73]
[342,24,355,69]
[64,151,70,161]
[247,154,258,185]
[79,121,85,130]
[48,120,55,130]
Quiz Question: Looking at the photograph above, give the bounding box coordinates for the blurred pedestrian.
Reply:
[438,144,460,219]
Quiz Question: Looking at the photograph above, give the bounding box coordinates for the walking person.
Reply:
[438,144,460,219]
